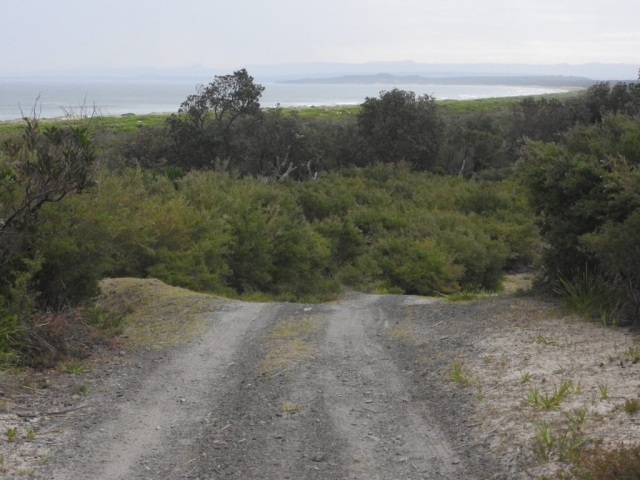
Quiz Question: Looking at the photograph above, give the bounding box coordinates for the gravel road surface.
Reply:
[42,294,499,479]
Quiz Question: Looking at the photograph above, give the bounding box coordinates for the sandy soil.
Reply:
[1,282,639,479]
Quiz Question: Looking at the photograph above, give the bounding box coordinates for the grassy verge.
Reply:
[96,277,219,350]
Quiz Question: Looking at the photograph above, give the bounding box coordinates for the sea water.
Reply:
[0,77,570,121]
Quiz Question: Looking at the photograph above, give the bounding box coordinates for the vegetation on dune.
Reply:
[1,67,640,475]
[0,67,639,371]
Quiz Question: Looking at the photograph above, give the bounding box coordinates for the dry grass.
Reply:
[281,402,304,414]
[259,316,317,375]
[502,272,535,294]
[388,305,440,344]
[97,278,220,350]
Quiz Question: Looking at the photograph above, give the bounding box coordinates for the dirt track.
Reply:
[41,293,494,479]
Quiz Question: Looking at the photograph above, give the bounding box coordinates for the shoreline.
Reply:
[0,89,582,124]
[0,81,581,123]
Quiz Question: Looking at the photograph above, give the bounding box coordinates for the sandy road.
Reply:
[46,294,476,479]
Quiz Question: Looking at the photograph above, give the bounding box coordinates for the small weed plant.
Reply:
[61,361,86,375]
[556,429,595,463]
[444,290,496,302]
[624,347,640,362]
[531,411,597,463]
[26,428,36,441]
[598,383,608,400]
[72,383,88,395]
[449,360,471,385]
[85,305,125,336]
[553,269,606,317]
[600,308,619,328]
[281,402,303,414]
[525,381,573,408]
[520,371,532,383]
[5,428,17,441]
[536,334,551,345]
[563,407,589,430]
[525,381,573,409]
[532,420,554,461]
[624,399,640,415]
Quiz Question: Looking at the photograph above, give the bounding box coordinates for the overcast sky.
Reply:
[1,0,638,73]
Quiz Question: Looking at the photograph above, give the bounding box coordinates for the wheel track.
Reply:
[46,294,481,479]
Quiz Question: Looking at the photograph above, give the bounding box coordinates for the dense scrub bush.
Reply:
[104,77,640,183]
[518,115,640,322]
[116,126,173,170]
[373,237,461,294]
[24,166,535,308]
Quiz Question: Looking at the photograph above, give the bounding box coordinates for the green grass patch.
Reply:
[279,105,361,119]
[438,91,580,116]
[0,113,169,138]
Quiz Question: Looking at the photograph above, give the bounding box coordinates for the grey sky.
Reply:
[1,0,638,73]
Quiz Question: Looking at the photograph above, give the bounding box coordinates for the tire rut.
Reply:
[49,301,274,480]
[315,294,465,480]
[191,303,349,480]
[47,294,482,479]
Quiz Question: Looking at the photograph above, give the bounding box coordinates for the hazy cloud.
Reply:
[0,0,638,73]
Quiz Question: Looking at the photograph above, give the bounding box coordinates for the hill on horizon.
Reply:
[6,61,637,82]
[277,73,597,88]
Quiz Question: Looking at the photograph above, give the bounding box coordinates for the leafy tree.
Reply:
[1,117,97,276]
[167,69,264,169]
[438,115,508,176]
[582,81,640,123]
[357,89,444,170]
[233,107,308,178]
[507,97,588,148]
[0,116,98,363]
[518,114,640,321]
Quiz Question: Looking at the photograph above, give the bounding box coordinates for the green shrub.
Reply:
[1,161,539,363]
[432,213,508,291]
[313,216,365,269]
[518,115,640,322]
[374,237,463,295]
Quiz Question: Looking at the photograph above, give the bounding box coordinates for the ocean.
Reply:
[0,77,570,121]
